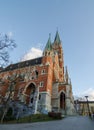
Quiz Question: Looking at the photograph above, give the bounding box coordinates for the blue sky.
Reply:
[0,0,94,99]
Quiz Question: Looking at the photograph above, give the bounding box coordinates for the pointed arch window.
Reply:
[40,82,44,87]
[41,69,45,74]
[35,70,38,78]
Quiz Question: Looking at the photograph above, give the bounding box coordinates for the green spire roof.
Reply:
[54,30,61,44]
[44,34,52,51]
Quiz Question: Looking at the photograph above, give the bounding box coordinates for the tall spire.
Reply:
[44,33,52,51]
[65,66,69,84]
[54,30,61,44]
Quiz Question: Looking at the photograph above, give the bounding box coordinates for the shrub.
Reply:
[16,114,53,123]
[48,112,62,119]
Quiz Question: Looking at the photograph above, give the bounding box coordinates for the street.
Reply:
[0,116,94,130]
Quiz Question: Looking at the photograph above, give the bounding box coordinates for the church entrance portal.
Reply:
[60,92,65,110]
[25,83,36,105]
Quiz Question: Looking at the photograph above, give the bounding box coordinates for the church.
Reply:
[0,31,75,117]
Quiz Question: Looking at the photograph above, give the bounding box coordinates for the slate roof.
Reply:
[0,57,42,72]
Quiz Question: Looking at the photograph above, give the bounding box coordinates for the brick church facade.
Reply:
[0,31,75,117]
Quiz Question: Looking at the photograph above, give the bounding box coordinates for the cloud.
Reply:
[81,88,94,100]
[74,88,94,101]
[21,47,43,61]
[7,31,13,38]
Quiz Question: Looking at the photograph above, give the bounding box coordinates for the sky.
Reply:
[0,0,94,100]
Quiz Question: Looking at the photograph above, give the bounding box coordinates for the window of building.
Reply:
[45,52,47,56]
[32,77,34,80]
[41,69,45,74]
[48,52,50,55]
[31,97,33,103]
[35,70,38,78]
[40,82,44,87]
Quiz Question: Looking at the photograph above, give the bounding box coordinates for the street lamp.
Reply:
[85,96,91,116]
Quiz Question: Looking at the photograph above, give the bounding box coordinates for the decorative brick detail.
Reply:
[58,85,66,93]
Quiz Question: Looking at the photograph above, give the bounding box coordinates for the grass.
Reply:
[2,114,62,124]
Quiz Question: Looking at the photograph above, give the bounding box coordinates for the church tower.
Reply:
[51,31,75,115]
[52,31,64,82]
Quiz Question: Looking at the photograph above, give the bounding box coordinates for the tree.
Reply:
[0,33,16,67]
[0,73,25,123]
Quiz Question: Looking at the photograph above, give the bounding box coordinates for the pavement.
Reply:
[0,116,94,130]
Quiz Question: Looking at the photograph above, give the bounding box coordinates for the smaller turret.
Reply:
[43,34,52,56]
[65,66,69,84]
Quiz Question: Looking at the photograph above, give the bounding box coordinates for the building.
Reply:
[0,31,75,117]
[74,100,94,115]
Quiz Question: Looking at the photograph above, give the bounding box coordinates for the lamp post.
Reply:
[85,96,91,116]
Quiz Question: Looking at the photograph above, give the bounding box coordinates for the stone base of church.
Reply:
[37,92,51,114]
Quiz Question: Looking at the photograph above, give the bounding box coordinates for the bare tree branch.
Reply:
[0,33,16,66]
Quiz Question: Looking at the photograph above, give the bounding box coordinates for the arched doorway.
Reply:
[25,83,36,105]
[60,92,65,109]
